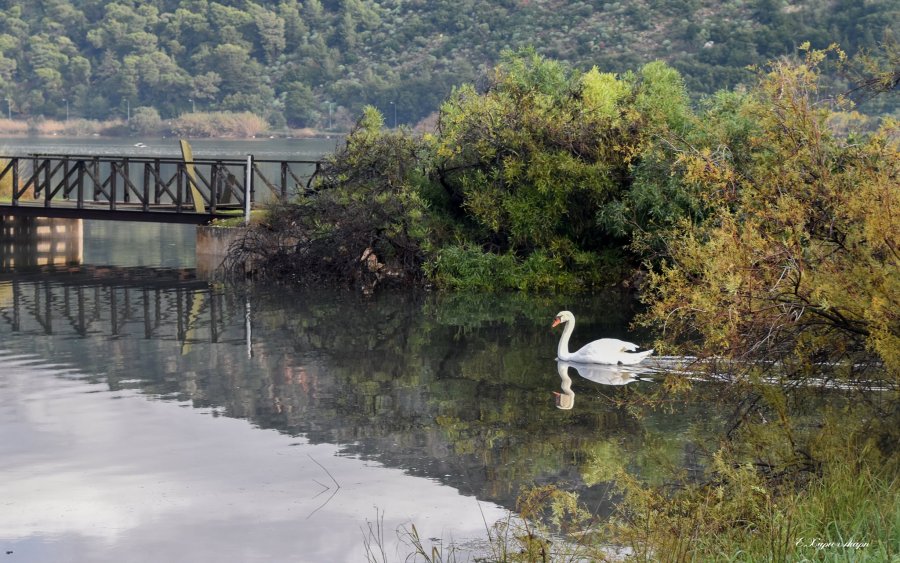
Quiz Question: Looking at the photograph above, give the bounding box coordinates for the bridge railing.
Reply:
[0,154,321,220]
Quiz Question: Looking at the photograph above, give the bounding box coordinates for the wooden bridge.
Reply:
[0,148,321,224]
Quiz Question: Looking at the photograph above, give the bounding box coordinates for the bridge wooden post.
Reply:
[122,158,130,203]
[92,157,100,201]
[176,164,184,213]
[153,159,162,204]
[62,159,70,200]
[76,161,85,209]
[143,162,152,208]
[39,158,49,207]
[43,158,52,208]
[31,156,38,199]
[109,162,117,211]
[11,158,18,207]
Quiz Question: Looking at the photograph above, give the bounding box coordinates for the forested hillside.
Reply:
[0,0,896,130]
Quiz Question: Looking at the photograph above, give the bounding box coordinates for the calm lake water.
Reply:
[0,138,712,562]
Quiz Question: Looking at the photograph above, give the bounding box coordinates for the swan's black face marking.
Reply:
[552,316,562,328]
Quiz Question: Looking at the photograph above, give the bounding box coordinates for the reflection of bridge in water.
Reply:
[0,267,242,349]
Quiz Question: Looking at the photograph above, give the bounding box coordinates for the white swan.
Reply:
[552,310,653,365]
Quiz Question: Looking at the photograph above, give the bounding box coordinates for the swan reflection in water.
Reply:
[554,360,653,410]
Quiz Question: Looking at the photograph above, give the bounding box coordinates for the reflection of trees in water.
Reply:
[216,288,711,510]
[0,280,711,511]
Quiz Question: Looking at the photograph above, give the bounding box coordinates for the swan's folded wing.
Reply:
[582,338,639,354]
[616,340,640,352]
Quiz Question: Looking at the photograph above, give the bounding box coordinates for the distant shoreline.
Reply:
[0,114,341,141]
[0,131,338,140]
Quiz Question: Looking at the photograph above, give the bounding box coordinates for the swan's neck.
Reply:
[557,320,574,360]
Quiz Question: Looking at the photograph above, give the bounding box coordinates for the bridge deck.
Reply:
[0,200,245,224]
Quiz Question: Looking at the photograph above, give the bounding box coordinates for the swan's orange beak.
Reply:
[551,317,561,328]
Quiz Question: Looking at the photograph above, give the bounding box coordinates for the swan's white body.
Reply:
[552,310,653,365]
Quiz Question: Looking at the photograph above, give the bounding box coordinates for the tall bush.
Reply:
[428,49,697,290]
[230,106,430,291]
[642,46,900,390]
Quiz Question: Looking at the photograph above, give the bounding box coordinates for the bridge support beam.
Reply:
[0,216,83,270]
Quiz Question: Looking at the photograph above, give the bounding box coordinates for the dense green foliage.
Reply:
[244,51,704,291]
[426,50,695,290]
[246,46,897,297]
[0,0,896,129]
